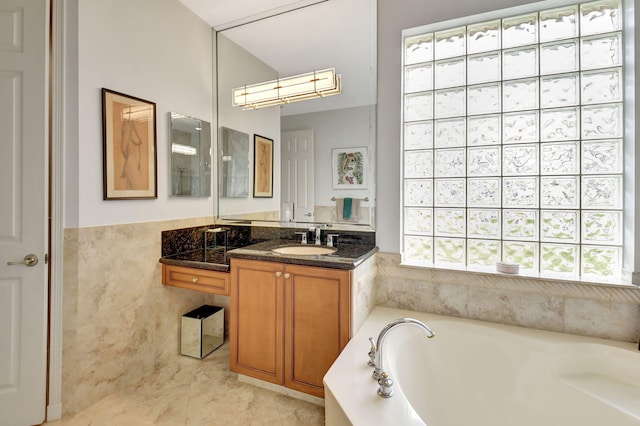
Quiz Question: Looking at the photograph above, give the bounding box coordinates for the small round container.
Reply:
[496,262,519,274]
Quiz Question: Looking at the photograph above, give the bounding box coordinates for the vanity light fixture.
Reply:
[232,68,341,110]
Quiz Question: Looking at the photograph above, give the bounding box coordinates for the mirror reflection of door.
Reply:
[281,130,314,221]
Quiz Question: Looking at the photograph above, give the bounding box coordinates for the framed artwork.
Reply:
[102,88,157,199]
[332,147,367,189]
[253,134,274,198]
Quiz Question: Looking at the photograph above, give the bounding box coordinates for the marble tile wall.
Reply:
[351,254,378,335]
[62,217,230,417]
[375,252,640,342]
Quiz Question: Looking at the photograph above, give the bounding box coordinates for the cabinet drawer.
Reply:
[162,264,230,296]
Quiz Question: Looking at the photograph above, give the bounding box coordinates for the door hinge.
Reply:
[45,253,49,264]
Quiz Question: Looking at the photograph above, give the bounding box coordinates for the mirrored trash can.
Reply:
[181,305,224,359]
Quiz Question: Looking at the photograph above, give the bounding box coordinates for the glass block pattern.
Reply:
[468,209,501,238]
[541,243,579,274]
[468,178,501,207]
[434,238,466,264]
[405,208,433,235]
[503,210,538,241]
[468,239,501,266]
[435,208,466,237]
[402,0,623,278]
[541,210,579,243]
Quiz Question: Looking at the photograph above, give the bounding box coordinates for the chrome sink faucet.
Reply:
[309,226,322,245]
[369,318,435,398]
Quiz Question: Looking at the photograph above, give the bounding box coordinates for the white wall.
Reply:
[64,0,214,228]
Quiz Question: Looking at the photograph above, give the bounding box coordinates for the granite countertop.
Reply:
[159,248,233,272]
[225,239,378,270]
[160,240,378,272]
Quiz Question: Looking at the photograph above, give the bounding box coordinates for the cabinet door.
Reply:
[230,259,284,384]
[284,264,351,397]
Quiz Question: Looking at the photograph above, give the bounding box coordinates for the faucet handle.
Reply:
[367,337,376,367]
[377,372,394,398]
[294,232,308,244]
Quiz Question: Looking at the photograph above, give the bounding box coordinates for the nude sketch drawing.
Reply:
[120,118,143,189]
[254,135,272,196]
[112,103,150,191]
[257,141,271,193]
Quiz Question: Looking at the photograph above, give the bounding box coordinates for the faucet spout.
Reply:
[372,318,435,397]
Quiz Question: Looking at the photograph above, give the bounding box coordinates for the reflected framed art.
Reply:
[253,134,273,198]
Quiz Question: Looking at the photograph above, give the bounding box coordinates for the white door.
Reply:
[0,0,49,425]
[281,130,314,221]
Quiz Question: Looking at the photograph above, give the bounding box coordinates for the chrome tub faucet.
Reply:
[369,318,435,398]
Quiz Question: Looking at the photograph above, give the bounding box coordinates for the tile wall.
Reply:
[376,253,640,342]
[62,217,229,416]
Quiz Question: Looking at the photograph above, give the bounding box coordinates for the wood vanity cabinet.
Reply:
[162,264,230,296]
[230,258,351,398]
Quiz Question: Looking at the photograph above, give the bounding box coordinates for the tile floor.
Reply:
[47,344,325,425]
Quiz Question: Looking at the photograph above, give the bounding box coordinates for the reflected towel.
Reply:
[335,198,361,222]
[343,198,353,220]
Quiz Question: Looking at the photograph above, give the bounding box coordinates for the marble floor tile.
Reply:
[47,344,324,426]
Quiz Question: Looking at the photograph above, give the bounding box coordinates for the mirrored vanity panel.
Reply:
[170,112,212,197]
[216,0,377,229]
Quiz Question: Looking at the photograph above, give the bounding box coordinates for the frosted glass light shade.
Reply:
[232,68,341,109]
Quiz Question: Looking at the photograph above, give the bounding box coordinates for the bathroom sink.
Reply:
[271,245,338,256]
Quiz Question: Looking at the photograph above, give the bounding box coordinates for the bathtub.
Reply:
[324,306,640,426]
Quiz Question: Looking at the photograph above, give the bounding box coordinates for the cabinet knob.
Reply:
[284,273,291,279]
[192,277,198,283]
[275,271,282,277]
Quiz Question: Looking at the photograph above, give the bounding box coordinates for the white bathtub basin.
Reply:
[324,307,640,426]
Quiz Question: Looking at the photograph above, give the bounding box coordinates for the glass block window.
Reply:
[402,0,624,278]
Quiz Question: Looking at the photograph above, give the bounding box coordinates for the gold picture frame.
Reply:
[253,134,274,198]
[102,88,157,200]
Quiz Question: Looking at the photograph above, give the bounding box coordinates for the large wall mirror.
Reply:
[216,0,377,228]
